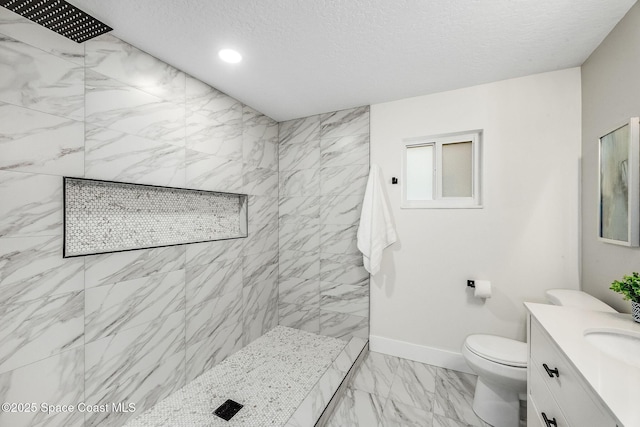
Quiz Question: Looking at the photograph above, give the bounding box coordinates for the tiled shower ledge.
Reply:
[124,326,367,427]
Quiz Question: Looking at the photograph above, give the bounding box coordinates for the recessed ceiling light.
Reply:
[218,49,242,64]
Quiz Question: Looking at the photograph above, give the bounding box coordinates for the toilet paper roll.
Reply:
[474,280,492,299]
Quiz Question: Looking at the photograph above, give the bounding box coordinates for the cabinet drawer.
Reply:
[530,364,569,427]
[527,393,545,427]
[530,319,616,427]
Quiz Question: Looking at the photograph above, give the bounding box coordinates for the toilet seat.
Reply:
[464,334,527,368]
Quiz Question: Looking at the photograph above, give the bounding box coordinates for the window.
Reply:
[402,130,482,208]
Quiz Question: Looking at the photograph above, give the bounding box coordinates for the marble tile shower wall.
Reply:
[278,106,370,341]
[0,9,278,427]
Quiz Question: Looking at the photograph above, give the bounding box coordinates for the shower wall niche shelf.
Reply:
[63,177,248,258]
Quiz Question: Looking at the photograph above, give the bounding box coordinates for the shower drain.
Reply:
[213,399,243,421]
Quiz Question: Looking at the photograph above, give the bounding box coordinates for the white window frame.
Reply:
[401,130,482,209]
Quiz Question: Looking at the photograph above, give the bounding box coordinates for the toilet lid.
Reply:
[465,334,527,368]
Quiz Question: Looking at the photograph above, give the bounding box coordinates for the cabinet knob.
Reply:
[543,363,560,378]
[542,412,558,427]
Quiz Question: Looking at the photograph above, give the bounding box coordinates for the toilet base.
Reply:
[472,377,520,427]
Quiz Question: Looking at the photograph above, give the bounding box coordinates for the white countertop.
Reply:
[525,302,640,427]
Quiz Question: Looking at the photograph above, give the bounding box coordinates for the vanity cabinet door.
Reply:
[529,318,618,427]
[529,363,569,427]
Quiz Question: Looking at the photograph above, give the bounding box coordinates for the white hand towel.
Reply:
[357,164,397,275]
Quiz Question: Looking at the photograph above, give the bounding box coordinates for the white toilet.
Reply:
[462,289,616,427]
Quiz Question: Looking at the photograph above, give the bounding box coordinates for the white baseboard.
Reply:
[369,335,473,375]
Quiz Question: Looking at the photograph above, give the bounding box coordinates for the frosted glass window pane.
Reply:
[442,141,472,197]
[406,145,433,200]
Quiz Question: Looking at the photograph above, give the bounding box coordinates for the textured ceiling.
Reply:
[68,0,636,121]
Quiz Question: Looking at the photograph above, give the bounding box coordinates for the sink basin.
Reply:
[584,328,640,367]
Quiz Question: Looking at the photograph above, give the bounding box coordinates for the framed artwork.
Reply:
[598,117,640,246]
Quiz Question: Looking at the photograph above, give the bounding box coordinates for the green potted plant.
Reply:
[610,272,640,323]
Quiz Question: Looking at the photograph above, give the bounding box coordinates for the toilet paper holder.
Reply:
[467,279,492,298]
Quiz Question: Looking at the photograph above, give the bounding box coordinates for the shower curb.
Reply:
[283,336,369,427]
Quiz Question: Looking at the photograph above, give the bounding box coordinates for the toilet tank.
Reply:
[545,289,617,313]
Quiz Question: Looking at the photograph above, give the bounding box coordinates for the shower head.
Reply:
[0,0,112,43]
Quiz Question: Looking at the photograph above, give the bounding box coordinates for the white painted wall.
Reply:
[581,3,640,313]
[369,68,582,368]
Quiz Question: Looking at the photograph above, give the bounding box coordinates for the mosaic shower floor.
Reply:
[123,326,346,427]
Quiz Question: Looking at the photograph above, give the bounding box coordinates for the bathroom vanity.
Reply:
[525,303,640,427]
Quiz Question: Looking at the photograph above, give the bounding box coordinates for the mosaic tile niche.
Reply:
[64,177,248,257]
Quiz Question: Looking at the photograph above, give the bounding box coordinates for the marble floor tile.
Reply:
[382,398,434,427]
[328,388,385,427]
[432,414,477,427]
[326,357,495,427]
[388,358,437,411]
[433,368,488,427]
[350,351,400,398]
